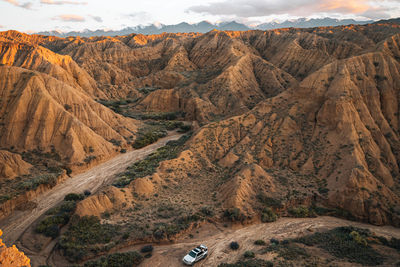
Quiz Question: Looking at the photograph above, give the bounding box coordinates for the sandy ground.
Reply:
[126,216,400,267]
[0,133,182,246]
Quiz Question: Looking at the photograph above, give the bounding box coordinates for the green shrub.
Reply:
[243,251,255,258]
[64,193,84,201]
[35,214,69,238]
[261,208,277,223]
[132,131,167,149]
[288,206,316,218]
[230,241,239,250]
[200,206,214,217]
[224,208,246,222]
[83,251,143,267]
[140,245,153,253]
[257,194,283,209]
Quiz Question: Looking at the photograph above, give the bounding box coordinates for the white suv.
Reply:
[182,244,208,265]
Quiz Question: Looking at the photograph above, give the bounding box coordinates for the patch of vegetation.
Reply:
[129,111,184,121]
[64,193,85,201]
[132,130,167,149]
[288,206,316,218]
[263,242,309,261]
[223,208,246,222]
[113,134,190,187]
[83,251,143,267]
[230,241,240,250]
[294,226,384,265]
[152,213,202,239]
[0,194,11,204]
[59,215,119,262]
[254,240,266,246]
[257,193,283,209]
[17,173,58,191]
[140,245,153,253]
[312,206,356,221]
[243,251,255,258]
[218,259,273,267]
[261,208,277,223]
[35,193,85,238]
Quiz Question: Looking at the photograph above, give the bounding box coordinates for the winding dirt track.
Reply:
[0,133,182,246]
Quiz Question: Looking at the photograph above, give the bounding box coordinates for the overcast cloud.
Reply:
[187,0,395,19]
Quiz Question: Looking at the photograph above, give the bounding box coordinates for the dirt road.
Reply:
[0,133,182,245]
[131,216,400,267]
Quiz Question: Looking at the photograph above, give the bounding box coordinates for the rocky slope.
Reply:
[51,22,400,229]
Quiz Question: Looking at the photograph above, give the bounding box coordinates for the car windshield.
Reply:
[189,251,197,258]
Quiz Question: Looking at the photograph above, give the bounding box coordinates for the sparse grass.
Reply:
[59,215,119,262]
[293,226,384,265]
[83,251,143,267]
[218,259,273,267]
[113,134,190,187]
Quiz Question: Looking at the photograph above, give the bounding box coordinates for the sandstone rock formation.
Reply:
[0,229,30,267]
[2,21,400,228]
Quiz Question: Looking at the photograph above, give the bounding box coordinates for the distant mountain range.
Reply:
[37,18,374,37]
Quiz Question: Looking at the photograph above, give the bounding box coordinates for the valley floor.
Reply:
[0,133,182,246]
[129,216,400,267]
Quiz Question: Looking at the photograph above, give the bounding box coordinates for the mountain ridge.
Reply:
[35,17,374,37]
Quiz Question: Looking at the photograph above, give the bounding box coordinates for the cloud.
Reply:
[41,0,87,5]
[90,15,103,22]
[53,14,86,22]
[125,11,152,22]
[187,0,393,19]
[2,0,32,9]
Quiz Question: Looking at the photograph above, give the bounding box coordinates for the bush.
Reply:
[288,206,316,218]
[257,194,283,209]
[230,241,240,250]
[224,208,246,222]
[200,206,214,217]
[84,190,91,196]
[243,251,255,258]
[140,245,154,253]
[83,251,143,267]
[270,238,279,245]
[261,208,277,223]
[132,131,167,149]
[254,240,266,246]
[35,214,69,238]
[64,193,84,201]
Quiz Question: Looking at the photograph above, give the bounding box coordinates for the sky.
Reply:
[0,0,399,32]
